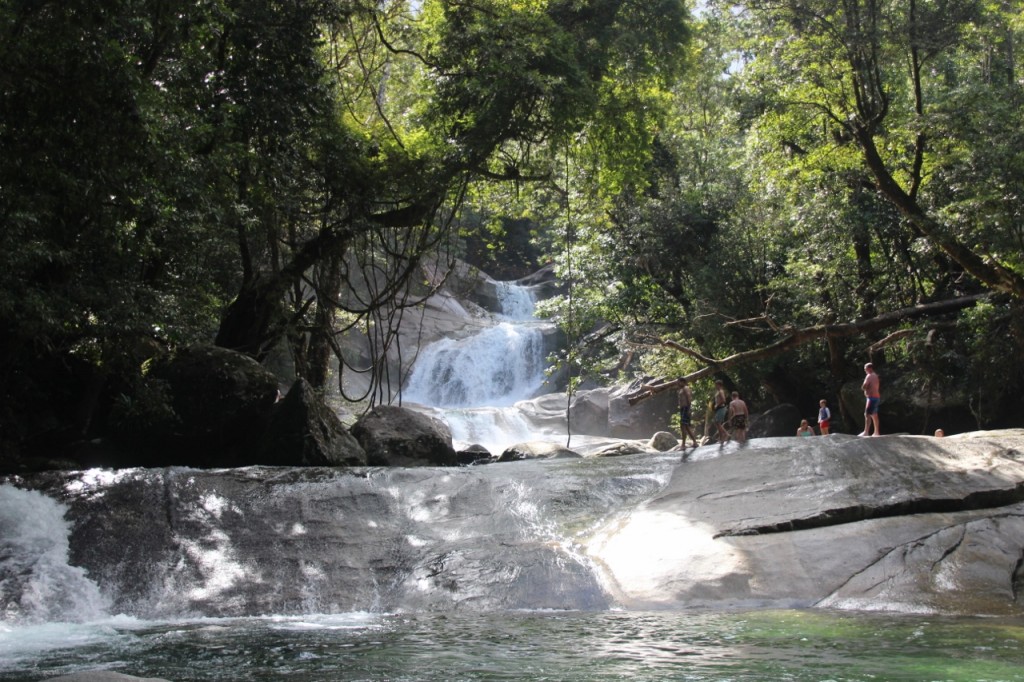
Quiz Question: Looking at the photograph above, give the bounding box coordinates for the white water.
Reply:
[402,281,562,453]
[0,486,109,625]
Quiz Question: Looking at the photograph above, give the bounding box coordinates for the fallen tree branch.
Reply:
[627,293,989,405]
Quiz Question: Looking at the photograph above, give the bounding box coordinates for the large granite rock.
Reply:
[10,430,1024,618]
[351,404,457,467]
[108,344,280,467]
[588,430,1024,615]
[255,378,366,466]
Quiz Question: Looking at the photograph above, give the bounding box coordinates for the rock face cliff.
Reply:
[5,430,1024,620]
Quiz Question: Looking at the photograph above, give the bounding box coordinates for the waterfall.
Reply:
[402,281,560,453]
[402,322,546,408]
[0,485,109,624]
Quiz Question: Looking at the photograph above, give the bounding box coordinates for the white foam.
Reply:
[0,485,110,625]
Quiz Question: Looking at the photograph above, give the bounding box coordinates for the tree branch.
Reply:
[627,293,989,405]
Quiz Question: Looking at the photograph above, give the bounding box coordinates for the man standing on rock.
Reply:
[859,362,881,437]
[726,391,750,443]
[676,377,700,449]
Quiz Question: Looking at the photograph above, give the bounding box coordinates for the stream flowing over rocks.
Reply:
[5,430,1024,621]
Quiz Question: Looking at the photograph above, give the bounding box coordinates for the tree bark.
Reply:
[627,293,989,405]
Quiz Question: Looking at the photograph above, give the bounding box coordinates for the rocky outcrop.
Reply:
[351,405,457,467]
[588,429,1024,615]
[108,344,280,467]
[255,378,366,467]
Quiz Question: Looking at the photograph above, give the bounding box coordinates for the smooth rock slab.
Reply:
[588,430,1024,615]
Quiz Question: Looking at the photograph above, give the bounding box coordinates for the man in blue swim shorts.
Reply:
[859,362,881,436]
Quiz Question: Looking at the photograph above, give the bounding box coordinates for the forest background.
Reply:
[1,0,1022,464]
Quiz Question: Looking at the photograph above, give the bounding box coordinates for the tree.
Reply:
[0,0,691,456]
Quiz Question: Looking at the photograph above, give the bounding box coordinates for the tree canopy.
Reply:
[1,0,1021,460]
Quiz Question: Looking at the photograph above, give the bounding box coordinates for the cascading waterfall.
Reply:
[402,280,559,453]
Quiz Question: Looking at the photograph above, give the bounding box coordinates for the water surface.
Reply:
[3,609,1023,681]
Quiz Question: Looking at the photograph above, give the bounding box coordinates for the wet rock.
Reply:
[42,674,171,682]
[649,431,679,452]
[498,441,582,461]
[589,429,1024,615]
[351,405,457,467]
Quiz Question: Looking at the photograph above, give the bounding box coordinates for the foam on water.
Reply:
[0,484,110,625]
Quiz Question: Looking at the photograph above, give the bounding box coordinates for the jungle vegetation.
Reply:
[1,0,1021,458]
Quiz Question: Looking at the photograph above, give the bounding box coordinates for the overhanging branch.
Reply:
[627,293,990,405]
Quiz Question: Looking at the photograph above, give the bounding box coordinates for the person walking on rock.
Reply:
[859,363,881,437]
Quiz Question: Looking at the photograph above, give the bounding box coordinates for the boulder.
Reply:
[649,431,679,452]
[608,383,676,439]
[109,344,279,467]
[748,403,803,438]
[254,379,366,466]
[351,405,457,467]
[567,390,610,436]
[498,441,582,461]
[457,443,495,465]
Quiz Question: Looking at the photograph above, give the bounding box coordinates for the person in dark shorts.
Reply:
[676,377,699,448]
[726,391,749,443]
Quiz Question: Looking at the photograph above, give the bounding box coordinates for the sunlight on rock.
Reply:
[181,528,257,601]
[589,510,747,603]
[200,493,232,518]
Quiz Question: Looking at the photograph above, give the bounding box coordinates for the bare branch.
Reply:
[627,294,989,405]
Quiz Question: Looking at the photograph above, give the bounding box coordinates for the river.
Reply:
[3,279,1024,681]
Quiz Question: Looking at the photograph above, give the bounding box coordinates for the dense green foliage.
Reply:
[1,0,1021,461]
[541,0,1024,431]
[0,0,689,458]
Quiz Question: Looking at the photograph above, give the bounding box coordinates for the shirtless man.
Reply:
[859,362,881,436]
[676,378,700,448]
[726,391,750,443]
[712,380,730,442]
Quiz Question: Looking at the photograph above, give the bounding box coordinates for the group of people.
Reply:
[798,363,883,437]
[669,362,884,448]
[671,377,750,447]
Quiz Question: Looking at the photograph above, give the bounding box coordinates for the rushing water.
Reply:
[3,609,1024,681]
[5,279,1024,680]
[402,280,561,453]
